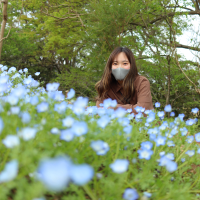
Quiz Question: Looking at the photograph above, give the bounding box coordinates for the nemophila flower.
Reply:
[118,118,130,126]
[141,141,153,150]
[165,131,173,139]
[23,68,28,73]
[135,112,143,119]
[155,136,166,146]
[96,173,103,179]
[0,160,18,183]
[171,128,178,136]
[96,107,106,116]
[60,129,74,142]
[159,124,167,131]
[123,125,132,134]
[90,140,109,155]
[103,98,112,108]
[70,164,94,185]
[164,104,172,112]
[180,127,188,136]
[147,127,159,135]
[7,95,19,105]
[165,160,177,173]
[146,112,155,123]
[35,72,40,76]
[115,107,126,118]
[97,115,110,128]
[46,83,60,92]
[170,112,175,117]
[54,101,68,114]
[195,133,200,142]
[110,159,129,173]
[138,148,153,160]
[186,136,194,143]
[10,106,20,115]
[181,158,186,162]
[62,116,74,127]
[18,127,37,141]
[51,128,60,135]
[74,96,88,108]
[186,119,196,126]
[71,121,88,136]
[8,66,16,73]
[166,153,174,160]
[127,113,135,120]
[157,111,165,118]
[197,149,200,154]
[127,108,132,113]
[134,106,145,113]
[0,75,9,84]
[66,88,75,99]
[145,123,150,127]
[37,157,71,191]
[37,102,49,113]
[174,117,181,125]
[123,188,139,200]
[178,113,185,121]
[185,150,195,157]
[29,96,39,105]
[167,140,175,147]
[155,102,160,108]
[143,192,152,198]
[72,105,84,115]
[11,86,26,98]
[2,135,20,148]
[191,107,199,114]
[53,91,65,101]
[160,151,165,157]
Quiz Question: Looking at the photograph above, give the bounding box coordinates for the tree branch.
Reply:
[0,25,11,43]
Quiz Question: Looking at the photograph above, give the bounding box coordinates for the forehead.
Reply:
[113,52,129,62]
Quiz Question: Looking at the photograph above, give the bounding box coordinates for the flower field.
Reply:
[0,66,200,200]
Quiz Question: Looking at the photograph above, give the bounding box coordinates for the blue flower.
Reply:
[164,104,172,112]
[70,164,94,185]
[37,102,49,113]
[140,141,153,150]
[165,153,174,160]
[35,72,40,76]
[180,127,188,136]
[115,107,127,118]
[143,192,152,198]
[30,96,39,105]
[181,158,186,162]
[135,112,143,119]
[103,98,113,109]
[191,108,199,114]
[62,116,75,127]
[155,136,166,146]
[46,83,60,92]
[155,102,160,108]
[178,113,185,121]
[185,150,195,157]
[37,157,71,191]
[186,136,194,143]
[2,135,20,148]
[134,106,145,113]
[123,125,132,134]
[97,115,110,128]
[165,160,177,173]
[71,121,88,136]
[60,129,74,142]
[170,112,175,117]
[123,188,139,200]
[146,112,155,123]
[90,140,109,155]
[54,101,68,114]
[197,149,200,154]
[66,88,75,99]
[167,140,175,147]
[21,112,31,124]
[118,118,130,126]
[0,160,18,183]
[0,117,4,134]
[138,148,153,160]
[186,119,196,126]
[195,133,200,142]
[18,127,37,141]
[157,111,165,118]
[50,128,60,135]
[110,159,129,173]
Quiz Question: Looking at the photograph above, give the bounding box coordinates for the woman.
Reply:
[95,47,153,114]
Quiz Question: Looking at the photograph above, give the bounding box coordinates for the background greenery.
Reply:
[1,0,200,118]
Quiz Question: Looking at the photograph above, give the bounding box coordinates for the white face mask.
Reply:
[111,67,130,80]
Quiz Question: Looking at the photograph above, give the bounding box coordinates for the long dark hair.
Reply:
[95,47,139,103]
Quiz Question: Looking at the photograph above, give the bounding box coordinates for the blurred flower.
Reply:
[138,148,153,160]
[134,106,145,113]
[62,116,75,127]
[37,102,49,113]
[118,118,130,126]
[110,159,129,173]
[35,72,40,76]
[70,164,94,185]
[32,197,46,200]
[7,95,19,105]
[123,188,139,200]
[197,149,200,154]
[195,132,200,142]
[143,192,152,198]
[21,112,31,124]
[155,102,160,108]
[0,117,4,134]
[165,160,177,173]
[0,160,18,183]
[186,119,196,126]
[164,105,172,112]
[37,157,71,191]
[170,112,175,117]
[18,127,37,141]
[146,112,155,123]
[191,108,199,114]
[8,67,16,73]
[180,127,188,136]
[54,101,68,114]
[66,88,75,99]
[71,121,88,136]
[157,111,165,118]
[123,125,132,134]
[155,136,166,146]
[185,150,195,157]
[140,141,153,150]
[165,153,174,160]
[23,68,28,73]
[46,83,60,92]
[181,158,186,162]
[10,106,20,115]
[90,140,109,155]
[186,136,194,143]
[97,115,110,128]
[115,107,127,118]
[2,135,20,148]
[167,140,175,147]
[51,128,60,135]
[178,113,185,121]
[60,129,74,142]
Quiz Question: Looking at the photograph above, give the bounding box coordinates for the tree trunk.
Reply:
[0,0,8,62]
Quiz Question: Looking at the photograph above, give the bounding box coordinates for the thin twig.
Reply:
[0,25,11,43]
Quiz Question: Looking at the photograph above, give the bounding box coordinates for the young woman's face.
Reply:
[112,52,130,70]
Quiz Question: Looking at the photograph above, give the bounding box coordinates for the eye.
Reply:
[113,63,117,65]
[124,63,128,65]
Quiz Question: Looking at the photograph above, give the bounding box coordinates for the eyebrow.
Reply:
[113,60,129,62]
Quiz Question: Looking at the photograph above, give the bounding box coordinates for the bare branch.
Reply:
[0,25,11,43]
